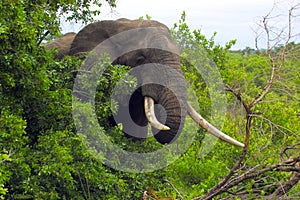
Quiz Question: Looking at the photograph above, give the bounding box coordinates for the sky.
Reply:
[62,0,289,50]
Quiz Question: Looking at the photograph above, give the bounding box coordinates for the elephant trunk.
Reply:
[152,83,187,144]
[138,53,244,147]
[139,58,188,144]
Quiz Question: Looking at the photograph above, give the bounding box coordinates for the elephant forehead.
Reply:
[101,19,170,33]
[81,27,180,66]
[69,19,178,56]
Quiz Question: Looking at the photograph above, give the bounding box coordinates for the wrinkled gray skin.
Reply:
[49,19,187,144]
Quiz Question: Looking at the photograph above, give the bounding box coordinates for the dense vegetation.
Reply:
[1,1,299,199]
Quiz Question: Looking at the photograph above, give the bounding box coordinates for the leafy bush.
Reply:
[1,1,299,199]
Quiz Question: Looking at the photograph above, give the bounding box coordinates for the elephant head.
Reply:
[48,19,244,147]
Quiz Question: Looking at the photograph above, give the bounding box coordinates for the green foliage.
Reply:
[0,107,28,199]
[165,142,240,198]
[168,12,299,199]
[220,44,300,198]
[171,12,237,120]
[139,14,152,20]
[171,11,236,69]
[95,61,136,128]
[0,1,299,199]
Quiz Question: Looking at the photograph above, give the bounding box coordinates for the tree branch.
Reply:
[192,2,300,199]
[267,165,300,199]
[164,179,185,200]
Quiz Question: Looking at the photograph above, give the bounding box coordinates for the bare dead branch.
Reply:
[280,143,300,162]
[193,155,299,200]
[221,157,299,191]
[192,2,300,199]
[225,86,249,113]
[191,114,252,200]
[251,114,297,136]
[267,162,300,199]
[194,1,300,200]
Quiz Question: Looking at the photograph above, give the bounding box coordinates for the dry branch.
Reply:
[192,2,300,199]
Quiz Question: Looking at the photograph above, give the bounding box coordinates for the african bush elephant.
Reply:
[47,19,244,147]
[45,32,76,59]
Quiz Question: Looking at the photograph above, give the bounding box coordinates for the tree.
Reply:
[0,0,116,198]
[190,1,300,199]
[1,1,299,199]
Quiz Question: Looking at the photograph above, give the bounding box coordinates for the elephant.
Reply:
[45,32,76,59]
[46,18,244,147]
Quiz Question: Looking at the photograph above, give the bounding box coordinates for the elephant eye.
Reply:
[136,56,146,65]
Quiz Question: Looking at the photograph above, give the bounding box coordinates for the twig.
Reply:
[192,2,300,199]
[280,143,300,162]
[267,161,300,199]
[225,86,250,113]
[37,30,50,46]
[164,179,184,200]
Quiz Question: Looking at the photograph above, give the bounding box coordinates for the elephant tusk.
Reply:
[187,103,245,148]
[144,97,171,131]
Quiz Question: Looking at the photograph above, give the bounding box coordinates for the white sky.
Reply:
[62,0,296,50]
